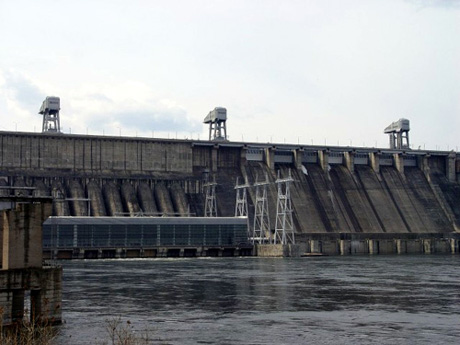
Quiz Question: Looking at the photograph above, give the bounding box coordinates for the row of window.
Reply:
[43,224,249,248]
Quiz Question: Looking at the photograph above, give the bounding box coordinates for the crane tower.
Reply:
[384,118,410,149]
[204,107,227,141]
[39,96,61,133]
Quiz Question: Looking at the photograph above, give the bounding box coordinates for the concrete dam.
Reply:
[1,130,459,255]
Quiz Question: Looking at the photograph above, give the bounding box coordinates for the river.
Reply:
[57,255,460,344]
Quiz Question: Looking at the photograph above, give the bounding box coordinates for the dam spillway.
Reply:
[0,130,459,239]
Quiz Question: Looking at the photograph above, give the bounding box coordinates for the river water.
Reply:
[57,255,460,344]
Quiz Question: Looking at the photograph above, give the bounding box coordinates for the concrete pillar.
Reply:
[344,151,355,173]
[318,149,329,172]
[340,240,351,255]
[369,152,380,173]
[396,239,406,254]
[211,146,218,172]
[368,240,378,255]
[39,267,63,323]
[310,240,321,254]
[394,153,404,174]
[264,147,275,170]
[293,148,304,169]
[157,247,167,257]
[423,239,433,254]
[2,203,49,269]
[446,152,456,182]
[77,249,85,259]
[256,244,284,257]
[451,239,459,253]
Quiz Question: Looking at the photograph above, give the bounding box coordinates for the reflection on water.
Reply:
[59,256,460,344]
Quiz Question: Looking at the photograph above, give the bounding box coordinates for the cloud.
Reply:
[406,0,460,9]
[2,70,45,108]
[0,69,47,131]
[0,72,201,136]
[66,82,201,136]
[115,110,198,132]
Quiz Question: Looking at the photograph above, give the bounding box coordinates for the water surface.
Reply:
[58,255,460,344]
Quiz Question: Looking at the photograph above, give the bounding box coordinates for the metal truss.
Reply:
[203,176,217,217]
[234,177,250,217]
[252,173,271,244]
[274,169,295,245]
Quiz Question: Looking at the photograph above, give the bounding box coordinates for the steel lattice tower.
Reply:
[274,170,295,245]
[234,177,250,240]
[234,177,249,217]
[203,176,217,217]
[252,173,271,244]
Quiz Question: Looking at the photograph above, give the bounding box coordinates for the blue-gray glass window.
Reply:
[93,225,110,247]
[160,224,175,246]
[111,225,126,246]
[142,224,157,246]
[127,225,142,246]
[174,224,190,246]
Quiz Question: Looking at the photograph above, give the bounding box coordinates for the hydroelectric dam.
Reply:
[1,126,459,257]
[2,100,460,258]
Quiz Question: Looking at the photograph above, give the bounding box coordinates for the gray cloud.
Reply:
[3,71,45,110]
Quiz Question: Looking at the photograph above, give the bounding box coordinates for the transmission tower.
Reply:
[274,169,295,245]
[203,175,217,217]
[234,177,250,240]
[252,173,271,244]
[234,177,249,217]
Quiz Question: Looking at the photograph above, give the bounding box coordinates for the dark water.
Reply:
[58,256,460,344]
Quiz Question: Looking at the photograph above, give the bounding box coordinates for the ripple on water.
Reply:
[58,256,460,344]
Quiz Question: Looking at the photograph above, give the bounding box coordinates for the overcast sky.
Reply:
[0,0,459,150]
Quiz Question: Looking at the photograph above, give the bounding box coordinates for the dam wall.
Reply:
[0,131,459,235]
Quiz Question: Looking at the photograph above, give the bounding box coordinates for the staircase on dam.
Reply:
[0,131,458,236]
